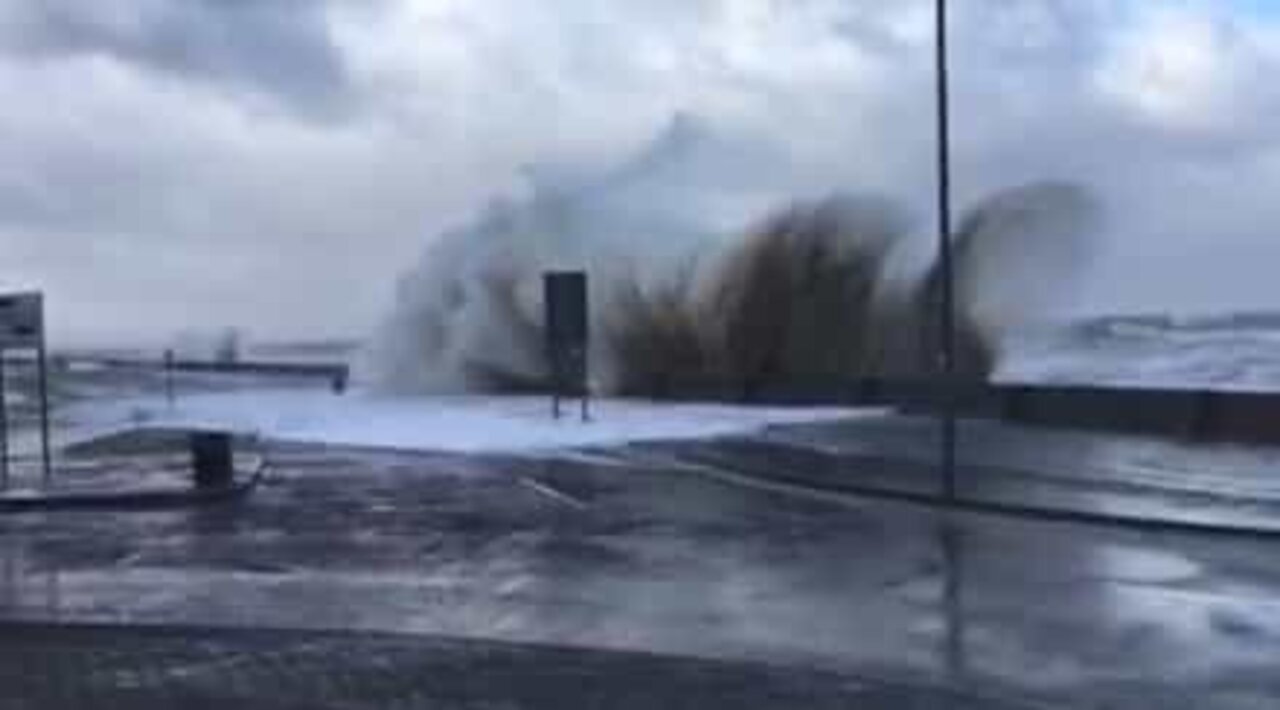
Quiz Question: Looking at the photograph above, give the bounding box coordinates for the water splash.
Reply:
[363,116,1101,397]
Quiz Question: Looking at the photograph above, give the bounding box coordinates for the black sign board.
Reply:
[545,272,587,345]
[544,272,589,419]
[0,291,51,487]
[0,292,43,349]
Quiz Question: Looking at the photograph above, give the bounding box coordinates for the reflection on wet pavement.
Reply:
[0,437,1278,708]
[749,417,1280,529]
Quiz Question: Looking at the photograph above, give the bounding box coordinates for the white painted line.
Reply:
[674,460,862,507]
[520,477,589,510]
[632,449,891,513]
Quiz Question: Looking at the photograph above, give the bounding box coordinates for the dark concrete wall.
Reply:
[988,386,1280,445]
[656,376,1280,446]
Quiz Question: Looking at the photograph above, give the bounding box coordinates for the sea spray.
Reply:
[364,117,1101,397]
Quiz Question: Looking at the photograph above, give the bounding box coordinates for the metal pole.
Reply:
[164,348,175,409]
[38,337,51,488]
[936,0,958,501]
[0,354,8,490]
[941,523,967,677]
[578,345,590,423]
[552,362,562,421]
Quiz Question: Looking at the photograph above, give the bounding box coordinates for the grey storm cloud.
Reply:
[0,0,348,112]
[0,0,1277,345]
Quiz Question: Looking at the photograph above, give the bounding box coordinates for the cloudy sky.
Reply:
[0,0,1277,346]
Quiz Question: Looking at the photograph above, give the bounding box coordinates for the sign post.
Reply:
[164,348,176,409]
[0,354,7,489]
[935,0,958,502]
[0,292,52,487]
[543,272,590,422]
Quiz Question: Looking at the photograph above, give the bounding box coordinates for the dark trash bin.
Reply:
[190,432,234,489]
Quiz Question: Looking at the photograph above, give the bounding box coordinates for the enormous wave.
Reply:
[998,313,1280,392]
[365,116,1101,397]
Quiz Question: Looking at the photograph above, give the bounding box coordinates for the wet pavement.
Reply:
[749,416,1280,530]
[0,623,1033,709]
[0,430,1279,708]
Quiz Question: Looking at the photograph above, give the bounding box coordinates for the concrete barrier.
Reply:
[54,355,351,394]
[998,386,1205,438]
[648,375,1280,446]
[1195,392,1280,444]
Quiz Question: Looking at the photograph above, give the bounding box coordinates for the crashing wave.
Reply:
[363,115,1101,397]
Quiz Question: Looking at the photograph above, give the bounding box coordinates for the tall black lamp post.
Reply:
[936,0,958,501]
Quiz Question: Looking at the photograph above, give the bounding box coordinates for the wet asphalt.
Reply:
[0,424,1278,708]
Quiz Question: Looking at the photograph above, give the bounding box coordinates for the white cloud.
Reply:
[1099,7,1259,132]
[0,0,1277,345]
[0,0,349,113]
